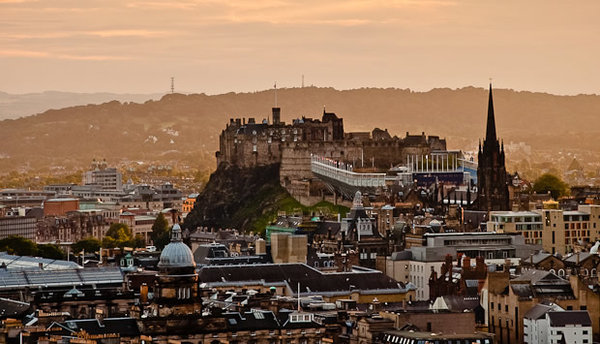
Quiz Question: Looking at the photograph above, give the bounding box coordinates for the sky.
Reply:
[1,0,599,95]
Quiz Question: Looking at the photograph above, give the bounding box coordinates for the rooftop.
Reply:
[198,263,410,296]
[0,266,123,290]
[547,311,592,327]
[0,252,81,271]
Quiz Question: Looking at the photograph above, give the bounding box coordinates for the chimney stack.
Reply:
[140,283,148,303]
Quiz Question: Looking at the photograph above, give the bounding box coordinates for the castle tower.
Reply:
[476,85,509,212]
[272,107,281,124]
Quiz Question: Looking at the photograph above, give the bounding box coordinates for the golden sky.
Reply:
[1,0,599,94]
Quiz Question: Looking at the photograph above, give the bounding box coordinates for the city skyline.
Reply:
[1,0,599,95]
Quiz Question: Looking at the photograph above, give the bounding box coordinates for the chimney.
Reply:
[576,252,580,265]
[140,283,148,303]
[463,255,471,270]
[475,256,485,273]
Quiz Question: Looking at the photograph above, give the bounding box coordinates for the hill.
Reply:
[0,86,599,176]
[0,91,162,120]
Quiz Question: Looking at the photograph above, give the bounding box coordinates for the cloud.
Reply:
[85,29,171,38]
[0,49,132,60]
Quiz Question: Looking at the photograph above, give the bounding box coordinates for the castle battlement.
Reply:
[216,107,446,203]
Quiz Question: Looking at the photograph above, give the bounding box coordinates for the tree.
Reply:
[533,173,568,200]
[0,236,37,256]
[133,234,146,249]
[36,244,65,260]
[102,223,133,249]
[151,213,171,250]
[72,237,101,254]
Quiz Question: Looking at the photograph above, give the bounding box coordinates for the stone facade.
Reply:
[477,85,510,212]
[216,108,446,201]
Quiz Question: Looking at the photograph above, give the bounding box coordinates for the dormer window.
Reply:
[289,312,313,323]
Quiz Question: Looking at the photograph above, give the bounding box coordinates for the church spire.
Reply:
[485,84,497,143]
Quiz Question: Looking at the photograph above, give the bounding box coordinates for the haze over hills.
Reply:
[0,86,599,176]
[0,91,162,120]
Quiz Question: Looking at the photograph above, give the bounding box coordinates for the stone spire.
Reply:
[485,84,497,144]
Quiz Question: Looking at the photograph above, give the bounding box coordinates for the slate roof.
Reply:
[0,252,81,271]
[513,269,561,284]
[198,263,407,296]
[440,295,481,312]
[0,297,30,319]
[564,252,594,264]
[523,304,555,320]
[223,311,280,331]
[0,266,123,290]
[511,270,574,299]
[524,252,552,265]
[52,318,140,337]
[547,311,592,327]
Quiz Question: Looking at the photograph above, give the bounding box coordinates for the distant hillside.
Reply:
[0,86,599,174]
[0,91,162,120]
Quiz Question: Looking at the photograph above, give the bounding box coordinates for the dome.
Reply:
[158,224,196,269]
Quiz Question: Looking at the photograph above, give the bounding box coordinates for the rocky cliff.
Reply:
[183,163,287,233]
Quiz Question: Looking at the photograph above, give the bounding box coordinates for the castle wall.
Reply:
[216,111,446,204]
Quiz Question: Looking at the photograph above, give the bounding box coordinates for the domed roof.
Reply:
[158,224,196,269]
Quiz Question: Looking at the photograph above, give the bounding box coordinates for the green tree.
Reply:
[151,213,171,250]
[102,223,133,249]
[0,236,37,256]
[72,237,101,254]
[533,173,569,200]
[36,244,65,260]
[133,234,146,249]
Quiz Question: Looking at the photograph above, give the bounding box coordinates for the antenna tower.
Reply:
[171,77,174,94]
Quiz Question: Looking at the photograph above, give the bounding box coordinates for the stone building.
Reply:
[216,107,446,201]
[483,268,600,344]
[476,84,510,212]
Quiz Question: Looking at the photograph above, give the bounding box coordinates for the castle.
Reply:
[216,107,446,203]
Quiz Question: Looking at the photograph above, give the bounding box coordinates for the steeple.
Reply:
[476,83,509,212]
[485,84,497,143]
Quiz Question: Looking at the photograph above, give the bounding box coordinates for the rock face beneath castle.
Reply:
[216,107,446,202]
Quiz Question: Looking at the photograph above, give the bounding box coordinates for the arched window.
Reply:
[591,268,597,277]
[558,269,566,277]
[314,261,319,268]
[549,269,556,274]
[583,269,589,276]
